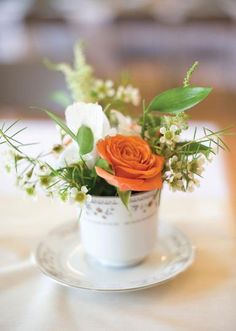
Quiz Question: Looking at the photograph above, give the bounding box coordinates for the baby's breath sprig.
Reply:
[44,43,93,103]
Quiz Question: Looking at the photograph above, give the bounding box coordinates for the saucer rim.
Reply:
[33,222,195,292]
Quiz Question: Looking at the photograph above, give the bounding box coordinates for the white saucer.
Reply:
[34,222,195,292]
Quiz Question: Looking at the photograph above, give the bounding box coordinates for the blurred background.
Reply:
[0,0,235,213]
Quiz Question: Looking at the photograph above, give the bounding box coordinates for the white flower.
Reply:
[160,126,180,145]
[65,102,111,141]
[70,186,92,205]
[3,150,22,172]
[194,178,200,187]
[34,163,51,176]
[81,185,88,193]
[187,177,200,192]
[70,187,78,197]
[160,127,167,135]
[92,79,115,99]
[187,180,196,192]
[170,125,178,132]
[170,155,178,163]
[116,85,141,106]
[198,157,205,166]
[164,170,172,179]
[195,159,205,175]
[23,182,36,197]
[105,80,115,97]
[168,178,185,192]
[57,143,80,168]
[110,110,141,135]
[175,172,183,179]
[174,135,180,142]
[64,102,113,168]
[188,157,205,176]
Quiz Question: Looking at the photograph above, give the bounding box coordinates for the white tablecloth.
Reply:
[0,121,235,331]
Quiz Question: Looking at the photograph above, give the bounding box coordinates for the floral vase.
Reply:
[79,190,161,267]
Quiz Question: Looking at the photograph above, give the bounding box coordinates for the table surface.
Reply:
[0,121,235,331]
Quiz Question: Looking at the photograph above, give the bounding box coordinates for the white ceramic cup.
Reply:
[79,190,160,267]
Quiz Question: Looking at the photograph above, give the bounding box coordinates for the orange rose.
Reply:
[95,135,164,192]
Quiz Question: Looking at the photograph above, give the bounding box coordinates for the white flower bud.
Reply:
[170,125,178,132]
[160,127,167,134]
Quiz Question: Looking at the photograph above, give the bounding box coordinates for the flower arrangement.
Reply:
[0,44,230,207]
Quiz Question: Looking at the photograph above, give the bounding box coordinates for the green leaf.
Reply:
[77,125,94,155]
[34,107,78,142]
[95,158,113,174]
[149,87,212,114]
[178,141,213,157]
[117,189,131,209]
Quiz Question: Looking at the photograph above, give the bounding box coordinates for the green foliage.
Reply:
[149,87,212,114]
[77,125,94,155]
[54,164,92,189]
[139,111,162,147]
[36,107,78,142]
[117,189,131,209]
[177,141,214,157]
[95,158,113,174]
[0,121,38,162]
[44,43,93,102]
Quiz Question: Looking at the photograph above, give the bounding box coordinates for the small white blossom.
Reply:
[110,110,141,135]
[170,125,178,132]
[159,127,180,146]
[92,79,115,100]
[170,155,178,163]
[57,143,80,169]
[34,163,51,176]
[169,177,185,192]
[164,154,205,193]
[175,172,183,179]
[116,85,140,106]
[3,150,22,173]
[70,187,92,205]
[187,179,200,192]
[160,127,166,134]
[194,178,200,187]
[162,113,189,131]
[188,157,205,176]
[81,185,88,194]
[23,182,37,198]
[187,181,195,192]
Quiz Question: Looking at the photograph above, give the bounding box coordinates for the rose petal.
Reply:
[95,167,163,192]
